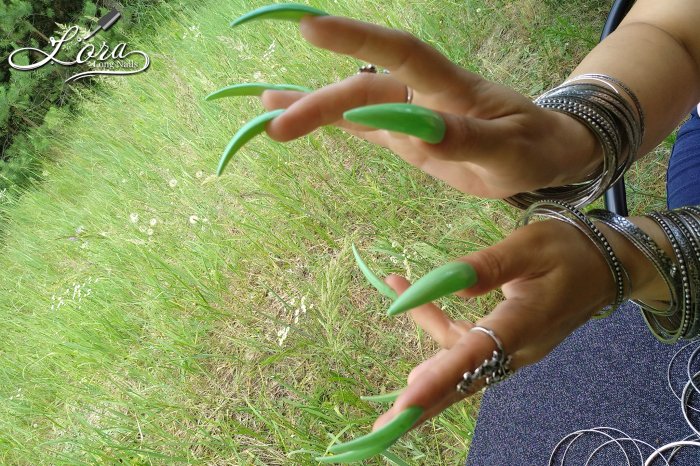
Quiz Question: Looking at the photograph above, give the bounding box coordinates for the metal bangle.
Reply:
[587,209,679,317]
[506,75,643,209]
[646,212,692,342]
[565,73,645,137]
[667,210,700,337]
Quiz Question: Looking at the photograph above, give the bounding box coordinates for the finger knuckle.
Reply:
[473,247,504,284]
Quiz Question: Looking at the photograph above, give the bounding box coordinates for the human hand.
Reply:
[260,15,601,199]
[371,219,619,432]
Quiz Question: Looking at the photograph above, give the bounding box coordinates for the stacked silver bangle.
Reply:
[507,74,645,209]
[519,200,630,318]
[589,207,700,343]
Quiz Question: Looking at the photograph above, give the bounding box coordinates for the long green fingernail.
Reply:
[360,389,404,404]
[231,3,329,27]
[217,109,284,176]
[328,406,423,454]
[316,439,395,464]
[343,103,446,144]
[205,83,312,101]
[352,244,398,300]
[386,262,477,316]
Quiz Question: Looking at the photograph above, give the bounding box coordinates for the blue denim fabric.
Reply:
[466,108,700,465]
[667,107,700,209]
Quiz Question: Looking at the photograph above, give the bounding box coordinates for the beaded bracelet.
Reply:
[587,209,679,317]
[506,74,644,209]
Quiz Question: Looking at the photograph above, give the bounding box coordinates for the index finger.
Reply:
[299,15,480,96]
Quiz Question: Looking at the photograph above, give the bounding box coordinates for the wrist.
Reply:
[596,216,673,304]
[547,110,603,187]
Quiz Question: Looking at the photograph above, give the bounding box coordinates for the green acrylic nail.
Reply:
[360,388,403,404]
[231,3,329,28]
[315,439,395,464]
[343,103,446,144]
[217,109,284,176]
[386,262,477,316]
[352,244,398,300]
[205,83,312,101]
[328,406,423,454]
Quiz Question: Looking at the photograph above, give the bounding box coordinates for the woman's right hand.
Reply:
[259,15,602,199]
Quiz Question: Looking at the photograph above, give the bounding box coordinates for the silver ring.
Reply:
[456,325,513,394]
[470,326,505,353]
[357,63,389,74]
[357,64,413,104]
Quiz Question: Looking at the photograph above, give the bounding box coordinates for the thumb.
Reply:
[456,225,544,298]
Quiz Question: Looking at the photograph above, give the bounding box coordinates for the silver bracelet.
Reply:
[518,200,629,317]
[646,212,693,342]
[587,209,680,318]
[506,74,644,209]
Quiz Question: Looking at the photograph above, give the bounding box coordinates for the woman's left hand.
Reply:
[368,217,645,432]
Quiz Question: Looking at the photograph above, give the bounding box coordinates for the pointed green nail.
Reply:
[217,109,284,176]
[386,262,477,316]
[343,103,446,144]
[328,406,423,454]
[360,388,403,404]
[231,3,329,27]
[205,83,312,101]
[315,439,395,464]
[352,244,398,300]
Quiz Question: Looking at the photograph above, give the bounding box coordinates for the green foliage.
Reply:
[0,0,188,198]
[0,1,636,464]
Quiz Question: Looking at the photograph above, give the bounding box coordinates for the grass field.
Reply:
[0,0,670,464]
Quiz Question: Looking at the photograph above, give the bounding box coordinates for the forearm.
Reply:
[555,0,700,180]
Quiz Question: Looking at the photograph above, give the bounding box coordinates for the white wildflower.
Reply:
[189,215,199,224]
[147,228,154,236]
[253,71,263,80]
[76,225,86,235]
[195,170,204,179]
[169,178,178,188]
[129,213,139,224]
[263,41,276,60]
[403,250,412,280]
[277,326,290,346]
[149,218,158,227]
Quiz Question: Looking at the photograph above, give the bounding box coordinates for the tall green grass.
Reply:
[0,0,665,464]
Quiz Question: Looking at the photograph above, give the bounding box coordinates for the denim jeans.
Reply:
[466,107,700,465]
